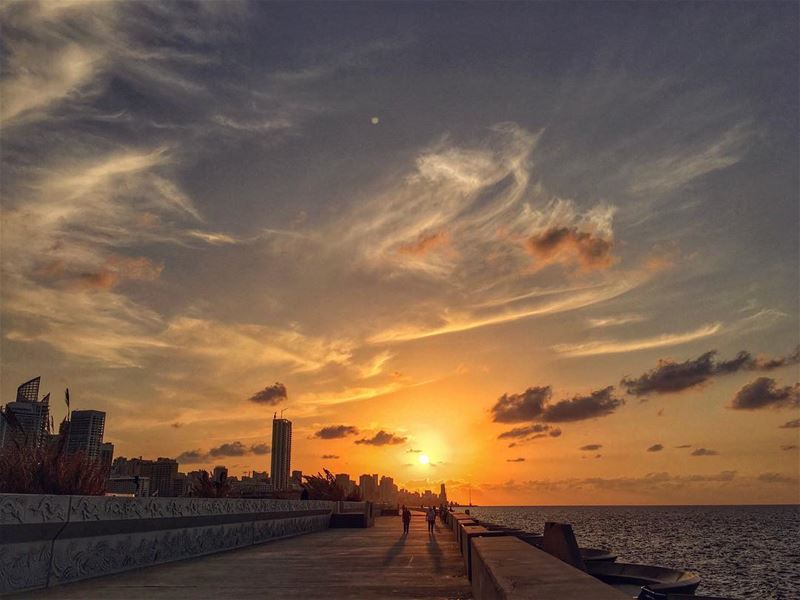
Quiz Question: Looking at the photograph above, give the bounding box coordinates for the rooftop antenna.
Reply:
[273,411,277,419]
[280,408,287,418]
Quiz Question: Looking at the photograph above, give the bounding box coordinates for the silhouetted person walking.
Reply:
[402,505,411,534]
[426,506,436,534]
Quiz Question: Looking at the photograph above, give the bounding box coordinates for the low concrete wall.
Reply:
[459,525,509,580]
[0,494,340,595]
[470,536,628,600]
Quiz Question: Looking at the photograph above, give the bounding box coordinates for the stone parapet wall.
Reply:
[0,494,340,594]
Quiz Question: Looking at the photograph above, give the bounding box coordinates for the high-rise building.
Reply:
[67,410,106,459]
[270,417,292,491]
[212,465,228,483]
[359,473,379,501]
[379,475,398,504]
[140,458,178,497]
[1,377,50,450]
[439,483,448,504]
[335,473,355,496]
[16,376,41,402]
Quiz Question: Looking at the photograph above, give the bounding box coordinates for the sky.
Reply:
[1,1,798,505]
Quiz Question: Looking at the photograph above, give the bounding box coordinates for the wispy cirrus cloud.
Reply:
[329,123,654,344]
[586,314,646,328]
[553,323,722,358]
[628,125,751,195]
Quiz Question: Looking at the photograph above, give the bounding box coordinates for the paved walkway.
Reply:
[23,514,471,599]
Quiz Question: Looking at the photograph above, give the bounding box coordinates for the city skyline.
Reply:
[1,2,798,505]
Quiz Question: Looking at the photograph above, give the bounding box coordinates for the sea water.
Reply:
[466,505,799,599]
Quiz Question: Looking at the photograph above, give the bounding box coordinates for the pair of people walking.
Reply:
[400,505,437,534]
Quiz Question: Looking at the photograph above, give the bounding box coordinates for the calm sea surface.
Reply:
[466,505,800,600]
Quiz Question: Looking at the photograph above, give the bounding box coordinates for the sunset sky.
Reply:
[1,1,798,505]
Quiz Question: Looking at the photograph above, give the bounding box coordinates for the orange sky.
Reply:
[1,1,798,505]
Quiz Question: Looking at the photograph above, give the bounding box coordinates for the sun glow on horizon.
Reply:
[418,453,430,465]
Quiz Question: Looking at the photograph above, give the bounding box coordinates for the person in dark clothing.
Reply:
[426,506,436,534]
[401,505,411,534]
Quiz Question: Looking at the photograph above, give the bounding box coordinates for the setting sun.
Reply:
[418,453,430,465]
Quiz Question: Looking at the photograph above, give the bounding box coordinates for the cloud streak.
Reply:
[553,323,722,358]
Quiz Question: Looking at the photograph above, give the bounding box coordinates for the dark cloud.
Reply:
[758,472,796,484]
[647,444,664,452]
[526,226,615,270]
[752,346,800,370]
[780,418,800,429]
[175,449,205,464]
[621,352,716,396]
[497,424,551,439]
[209,441,248,457]
[176,441,269,463]
[491,386,551,423]
[248,382,288,405]
[540,387,624,422]
[493,386,622,427]
[621,348,800,396]
[314,425,359,439]
[781,445,798,451]
[171,422,183,428]
[406,448,422,453]
[506,457,526,462]
[691,448,719,456]
[499,425,562,447]
[675,444,692,448]
[580,444,602,451]
[354,430,407,446]
[729,377,799,410]
[321,454,340,459]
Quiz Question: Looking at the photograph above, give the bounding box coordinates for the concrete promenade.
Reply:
[19,513,471,599]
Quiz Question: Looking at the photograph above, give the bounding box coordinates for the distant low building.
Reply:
[145,458,179,497]
[107,476,150,497]
[229,480,272,498]
[172,472,188,497]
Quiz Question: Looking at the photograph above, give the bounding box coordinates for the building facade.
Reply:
[67,410,106,459]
